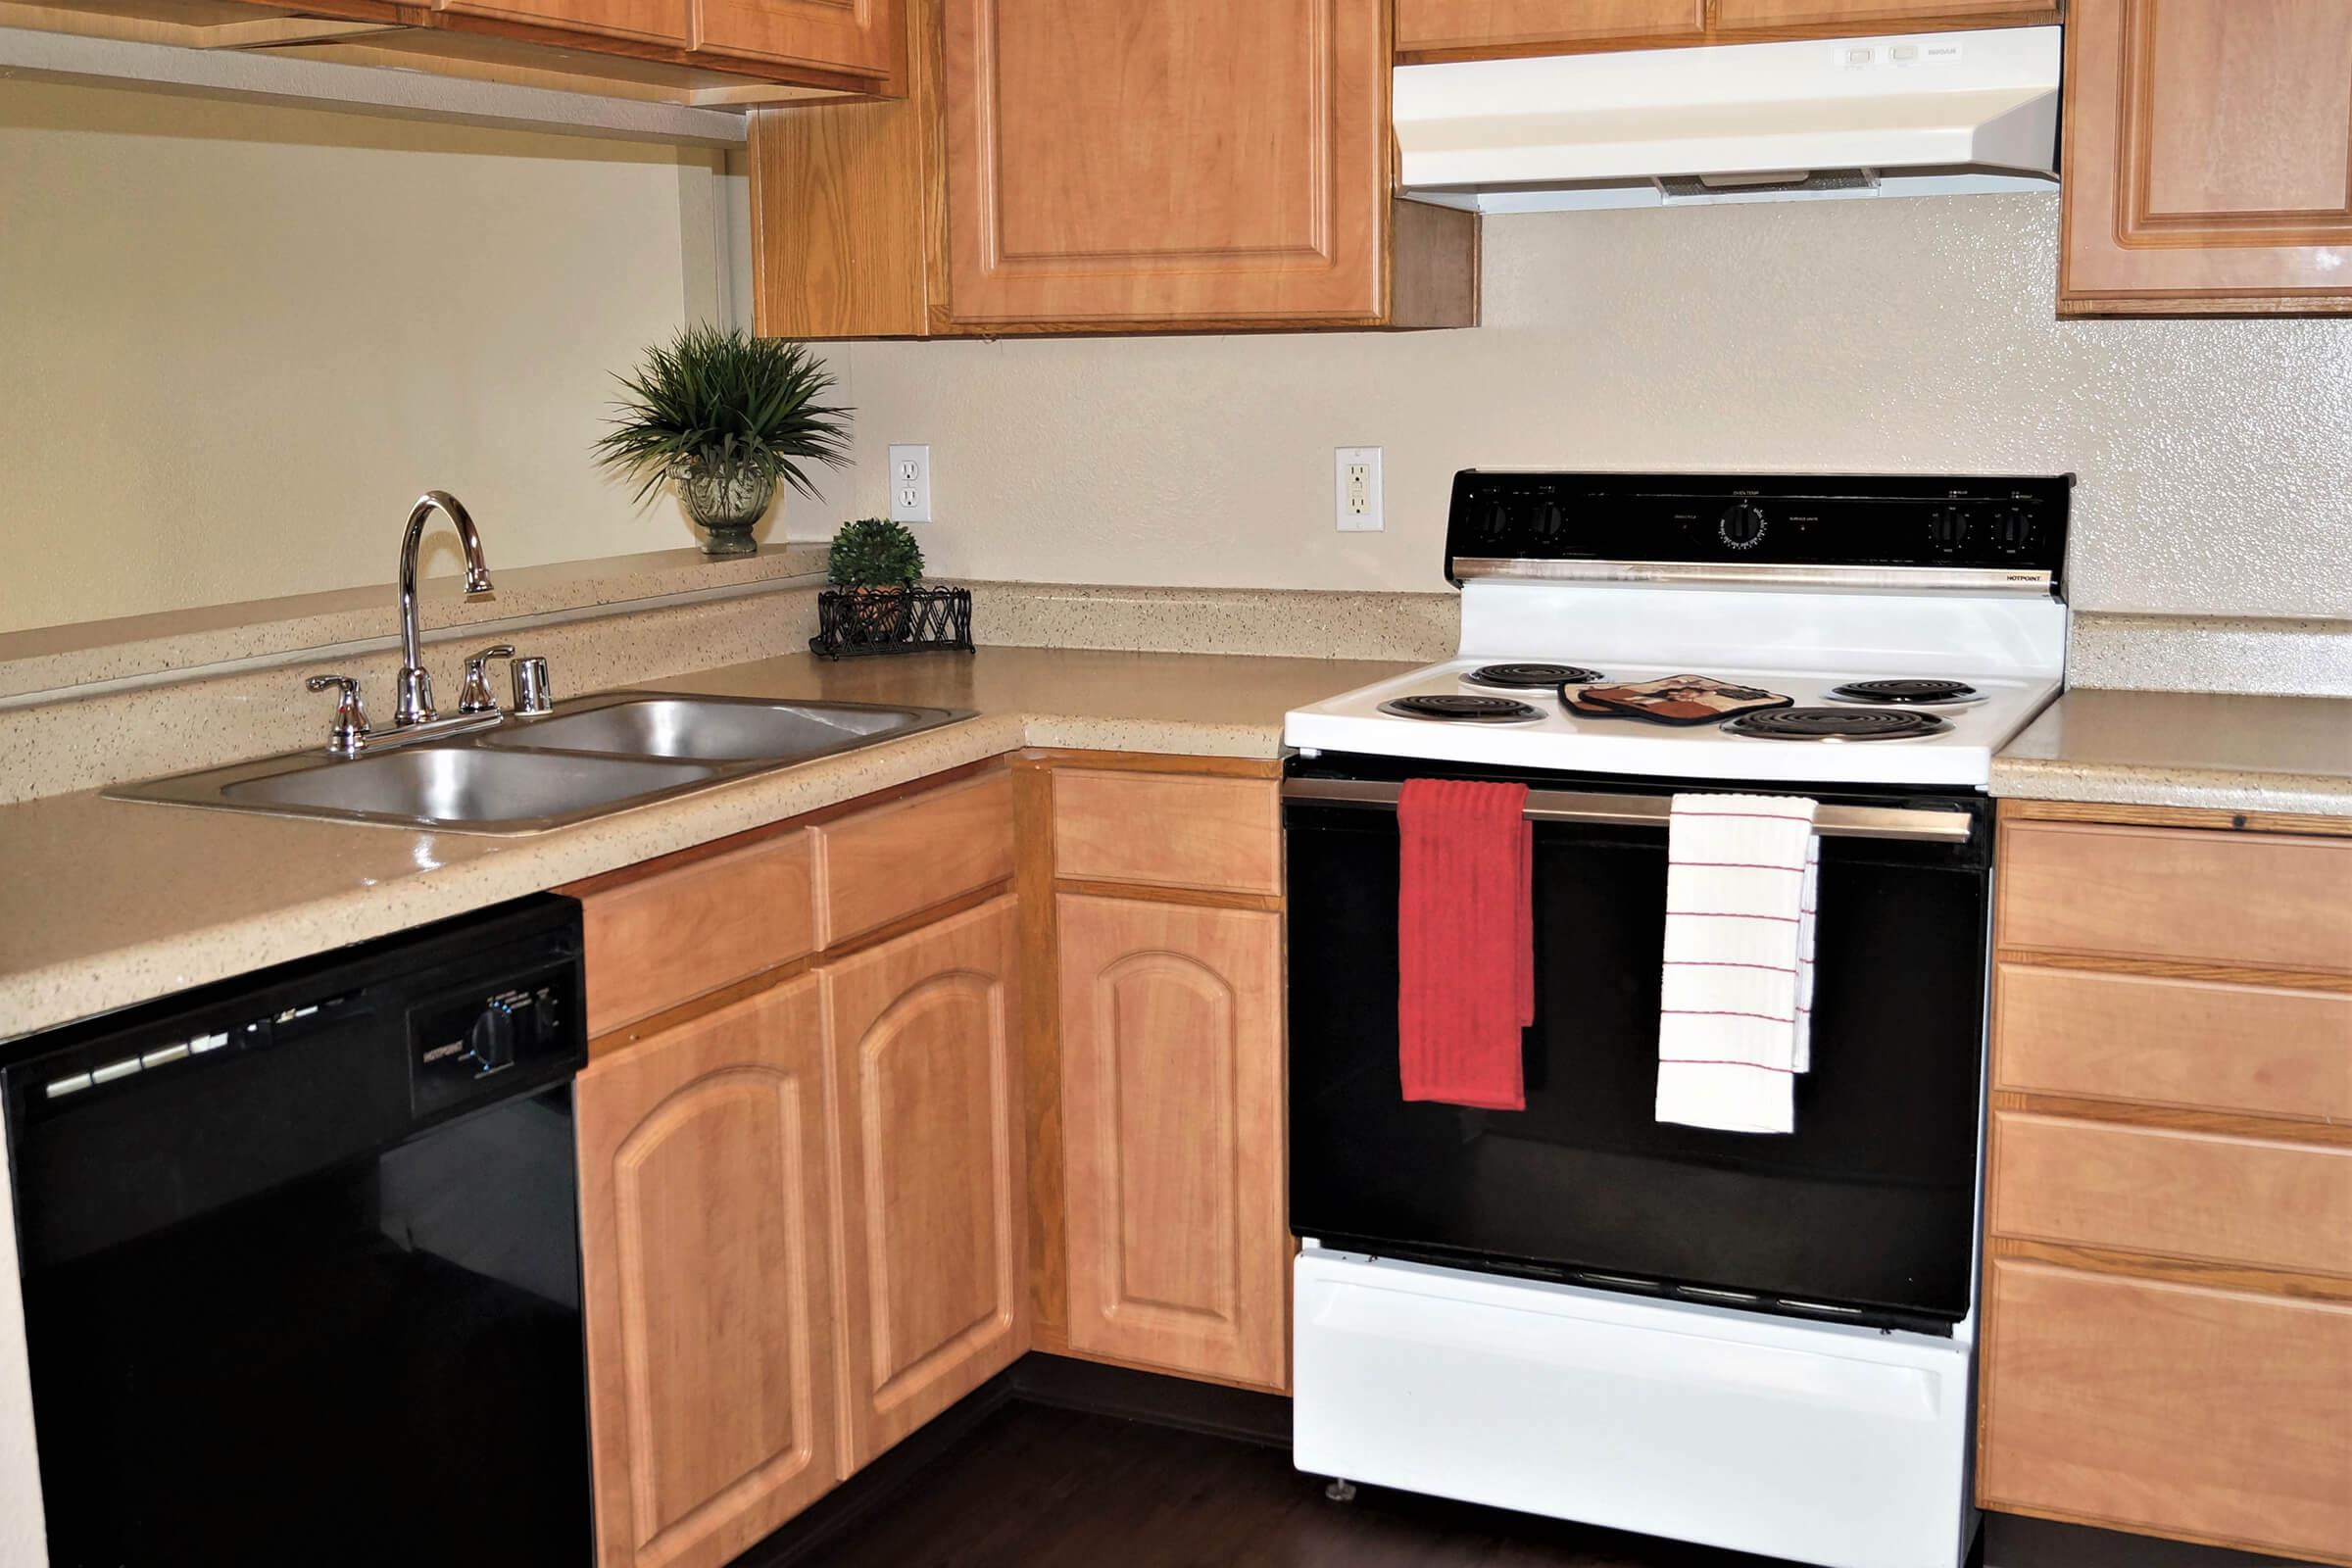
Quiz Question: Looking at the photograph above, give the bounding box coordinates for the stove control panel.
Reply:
[1446,471,2073,593]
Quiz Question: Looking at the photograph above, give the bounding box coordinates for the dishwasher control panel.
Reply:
[409,965,576,1118]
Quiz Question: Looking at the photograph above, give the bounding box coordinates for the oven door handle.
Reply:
[1280,777,1975,843]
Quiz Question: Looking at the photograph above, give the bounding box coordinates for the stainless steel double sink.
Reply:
[107,692,973,834]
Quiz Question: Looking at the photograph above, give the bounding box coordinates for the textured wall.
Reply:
[830,194,2352,619]
[0,83,736,635]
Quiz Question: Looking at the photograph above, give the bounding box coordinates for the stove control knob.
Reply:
[1477,497,1513,545]
[1928,508,1969,554]
[1718,501,1767,550]
[1531,499,1565,542]
[462,1000,517,1074]
[1992,508,2035,554]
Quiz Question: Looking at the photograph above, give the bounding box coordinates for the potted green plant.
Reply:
[827,517,925,638]
[594,324,851,558]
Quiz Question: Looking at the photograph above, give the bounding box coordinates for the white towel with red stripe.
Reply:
[1656,793,1820,1135]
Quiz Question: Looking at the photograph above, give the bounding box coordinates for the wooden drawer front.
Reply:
[1991,1111,2352,1277]
[812,771,1013,946]
[1053,771,1280,895]
[580,830,815,1035]
[1996,963,2352,1122]
[2000,821,2352,973]
[1983,1260,2352,1560]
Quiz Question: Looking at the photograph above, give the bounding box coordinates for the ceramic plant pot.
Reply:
[678,457,775,557]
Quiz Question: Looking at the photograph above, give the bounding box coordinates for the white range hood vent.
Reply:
[1395,27,2061,213]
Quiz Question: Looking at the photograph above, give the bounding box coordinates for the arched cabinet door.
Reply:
[821,897,1027,1470]
[576,975,840,1568]
[1056,894,1287,1392]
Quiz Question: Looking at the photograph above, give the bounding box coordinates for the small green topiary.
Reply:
[828,517,925,589]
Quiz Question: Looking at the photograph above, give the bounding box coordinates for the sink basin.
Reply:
[218,748,713,830]
[105,688,975,834]
[482,696,939,763]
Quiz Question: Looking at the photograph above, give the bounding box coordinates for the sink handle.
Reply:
[459,644,516,715]
[307,674,370,757]
[511,655,555,715]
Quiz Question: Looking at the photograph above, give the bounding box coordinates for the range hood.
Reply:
[1394,26,2061,213]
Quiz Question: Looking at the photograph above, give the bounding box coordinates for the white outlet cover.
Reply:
[1335,446,1383,532]
[888,443,932,523]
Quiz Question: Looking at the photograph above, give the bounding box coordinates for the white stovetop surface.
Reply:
[1285,658,2059,788]
[1284,581,2070,789]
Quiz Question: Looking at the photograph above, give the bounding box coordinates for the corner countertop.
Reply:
[0,647,1411,1043]
[1989,687,2352,818]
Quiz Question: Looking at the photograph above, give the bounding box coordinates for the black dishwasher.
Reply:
[5,894,592,1567]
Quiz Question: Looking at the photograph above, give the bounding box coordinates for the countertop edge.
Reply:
[1987,758,2352,818]
[0,709,1279,1043]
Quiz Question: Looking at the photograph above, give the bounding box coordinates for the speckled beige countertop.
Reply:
[1989,687,2352,816]
[0,647,1410,1042]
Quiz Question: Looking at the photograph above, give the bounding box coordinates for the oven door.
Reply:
[1284,755,1993,1331]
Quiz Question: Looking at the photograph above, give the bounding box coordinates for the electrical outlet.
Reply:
[1336,446,1383,532]
[888,443,932,523]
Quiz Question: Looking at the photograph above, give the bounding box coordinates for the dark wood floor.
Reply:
[771,1373,2322,1568]
[808,1399,1865,1568]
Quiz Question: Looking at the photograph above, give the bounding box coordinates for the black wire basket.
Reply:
[809,585,975,660]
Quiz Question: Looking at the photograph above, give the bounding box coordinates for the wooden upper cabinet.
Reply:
[1713,0,2035,24]
[2062,0,2352,316]
[1397,0,2052,58]
[751,0,1475,335]
[1057,894,1288,1391]
[436,0,688,47]
[428,0,899,83]
[1397,0,1702,54]
[940,0,1392,328]
[697,0,900,77]
[576,978,842,1568]
[821,898,1027,1468]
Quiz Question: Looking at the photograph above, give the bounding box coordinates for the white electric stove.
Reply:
[1287,578,2065,786]
[1281,470,2075,1568]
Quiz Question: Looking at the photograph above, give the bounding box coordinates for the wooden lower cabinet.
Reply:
[821,897,1027,1468]
[1984,800,2352,1565]
[1055,894,1288,1391]
[1982,1259,2352,1562]
[576,976,842,1568]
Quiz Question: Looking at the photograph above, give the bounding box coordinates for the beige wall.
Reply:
[0,83,749,635]
[830,194,2352,620]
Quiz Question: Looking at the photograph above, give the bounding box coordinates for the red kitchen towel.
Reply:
[1397,777,1535,1111]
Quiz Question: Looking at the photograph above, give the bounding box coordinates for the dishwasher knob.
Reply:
[463,1002,517,1074]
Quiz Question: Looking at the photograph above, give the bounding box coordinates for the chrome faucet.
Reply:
[395,491,494,726]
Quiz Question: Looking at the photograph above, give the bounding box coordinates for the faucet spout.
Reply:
[394,491,494,726]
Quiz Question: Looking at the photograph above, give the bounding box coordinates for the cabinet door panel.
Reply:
[1983,1260,2352,1559]
[437,0,688,46]
[697,0,897,76]
[1397,0,1700,52]
[578,977,838,1568]
[941,0,1388,325]
[2063,0,2352,312]
[824,898,1025,1468]
[1058,895,1286,1390]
